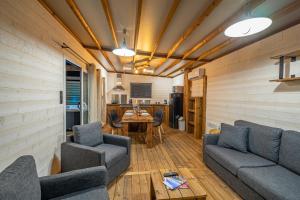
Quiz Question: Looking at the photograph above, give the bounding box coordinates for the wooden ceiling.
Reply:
[39,0,300,77]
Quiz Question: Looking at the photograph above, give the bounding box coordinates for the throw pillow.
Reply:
[218,123,249,153]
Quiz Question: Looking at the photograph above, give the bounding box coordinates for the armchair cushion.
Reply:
[73,122,103,147]
[40,166,107,200]
[103,134,131,154]
[94,144,127,168]
[0,155,41,200]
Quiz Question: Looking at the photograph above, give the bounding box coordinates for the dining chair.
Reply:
[153,109,164,143]
[108,110,123,135]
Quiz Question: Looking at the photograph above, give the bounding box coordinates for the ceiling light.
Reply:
[113,29,135,57]
[134,69,138,74]
[123,66,132,71]
[143,68,154,73]
[224,17,272,37]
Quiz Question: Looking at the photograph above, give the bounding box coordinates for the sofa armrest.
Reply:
[103,134,131,155]
[203,134,219,146]
[40,166,107,200]
[61,142,105,172]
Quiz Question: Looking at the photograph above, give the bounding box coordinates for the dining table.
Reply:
[121,110,154,148]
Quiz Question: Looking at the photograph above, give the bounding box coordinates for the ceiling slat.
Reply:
[66,0,117,72]
[149,0,181,61]
[133,0,143,64]
[37,0,112,71]
[100,0,119,48]
[155,0,222,73]
[167,39,232,76]
[84,45,210,62]
[158,0,264,75]
[167,0,222,59]
[100,0,125,70]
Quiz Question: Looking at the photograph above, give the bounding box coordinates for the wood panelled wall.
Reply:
[199,24,300,131]
[0,0,101,175]
[107,73,173,104]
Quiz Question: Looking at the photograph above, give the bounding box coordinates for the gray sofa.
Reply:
[203,120,300,200]
[62,122,131,184]
[0,155,109,200]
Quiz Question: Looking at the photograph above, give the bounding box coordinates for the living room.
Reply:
[0,0,300,200]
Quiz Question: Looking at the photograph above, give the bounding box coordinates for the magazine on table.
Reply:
[163,176,189,190]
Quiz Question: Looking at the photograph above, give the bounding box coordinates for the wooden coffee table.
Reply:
[151,168,207,200]
[112,173,151,200]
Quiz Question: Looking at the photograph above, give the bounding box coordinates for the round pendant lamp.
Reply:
[224,17,272,37]
[113,29,135,57]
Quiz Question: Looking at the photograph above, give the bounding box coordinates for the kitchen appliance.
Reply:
[169,93,183,129]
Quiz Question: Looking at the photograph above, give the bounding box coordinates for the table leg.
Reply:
[146,122,153,148]
[123,123,129,136]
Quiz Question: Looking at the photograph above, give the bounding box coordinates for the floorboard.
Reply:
[104,125,241,200]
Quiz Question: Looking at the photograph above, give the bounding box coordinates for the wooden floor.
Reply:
[106,125,241,200]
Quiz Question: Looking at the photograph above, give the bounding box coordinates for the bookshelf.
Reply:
[187,97,202,138]
[183,68,207,139]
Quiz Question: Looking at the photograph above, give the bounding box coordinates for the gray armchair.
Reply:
[62,122,131,184]
[0,155,108,200]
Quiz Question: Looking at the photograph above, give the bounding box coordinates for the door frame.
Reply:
[63,58,83,139]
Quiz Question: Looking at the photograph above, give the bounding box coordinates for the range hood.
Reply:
[113,73,125,91]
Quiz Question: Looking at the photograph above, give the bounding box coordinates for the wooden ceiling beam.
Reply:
[100,0,125,69]
[182,0,264,59]
[83,45,210,62]
[167,0,222,59]
[37,0,111,71]
[133,0,143,64]
[155,0,222,72]
[196,39,232,61]
[100,0,119,48]
[149,0,181,61]
[158,0,264,75]
[66,0,117,72]
[167,39,232,76]
[166,61,193,76]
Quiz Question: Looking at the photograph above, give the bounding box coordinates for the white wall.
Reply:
[200,24,300,131]
[172,74,184,86]
[107,73,173,104]
[0,0,104,175]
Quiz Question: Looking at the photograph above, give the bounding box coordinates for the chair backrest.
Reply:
[154,109,164,125]
[72,122,103,147]
[108,110,119,127]
[0,155,41,200]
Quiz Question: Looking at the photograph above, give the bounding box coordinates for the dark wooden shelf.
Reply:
[271,50,300,59]
[188,121,194,126]
[269,77,300,82]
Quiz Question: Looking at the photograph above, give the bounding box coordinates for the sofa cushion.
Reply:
[73,122,103,147]
[94,144,127,168]
[238,165,300,200]
[0,155,41,200]
[279,130,300,175]
[205,145,276,175]
[234,120,282,162]
[217,123,248,152]
[50,187,109,200]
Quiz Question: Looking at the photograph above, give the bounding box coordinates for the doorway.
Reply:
[65,60,82,133]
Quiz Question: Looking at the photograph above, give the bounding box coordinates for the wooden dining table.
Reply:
[121,110,154,148]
